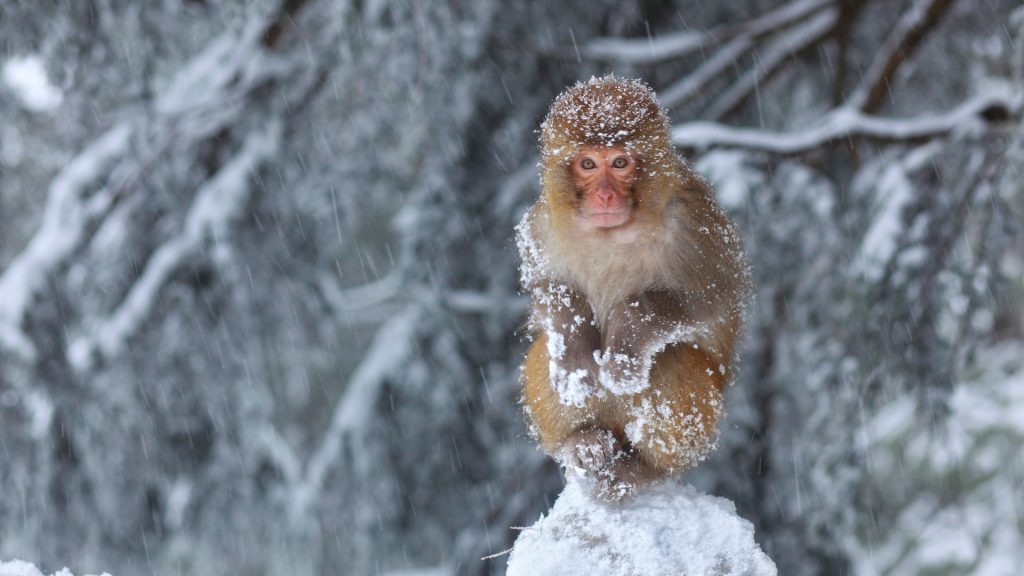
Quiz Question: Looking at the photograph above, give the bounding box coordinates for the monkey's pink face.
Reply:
[570,146,637,229]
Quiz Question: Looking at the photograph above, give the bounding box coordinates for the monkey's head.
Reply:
[540,75,686,233]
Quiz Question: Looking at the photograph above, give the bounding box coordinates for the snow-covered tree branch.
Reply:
[68,122,282,370]
[0,125,131,360]
[673,90,1021,153]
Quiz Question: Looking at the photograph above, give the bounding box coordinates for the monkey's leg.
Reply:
[621,343,726,475]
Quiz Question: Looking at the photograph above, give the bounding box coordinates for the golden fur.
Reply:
[525,331,729,473]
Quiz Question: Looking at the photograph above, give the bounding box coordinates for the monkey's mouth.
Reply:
[581,209,631,229]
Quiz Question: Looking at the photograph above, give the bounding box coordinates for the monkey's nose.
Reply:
[595,182,615,205]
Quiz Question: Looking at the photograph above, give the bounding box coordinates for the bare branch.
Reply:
[672,91,1021,154]
[261,0,311,48]
[705,8,838,120]
[660,0,837,110]
[723,0,836,38]
[847,0,959,113]
[831,0,870,104]
[257,424,303,487]
[582,0,834,65]
[660,34,754,111]
[317,271,405,326]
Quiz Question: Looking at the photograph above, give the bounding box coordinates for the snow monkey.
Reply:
[517,76,751,502]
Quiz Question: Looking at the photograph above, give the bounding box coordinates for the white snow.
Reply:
[514,208,549,292]
[694,151,754,210]
[0,124,132,360]
[596,321,707,396]
[22,390,54,439]
[549,363,595,408]
[0,560,110,576]
[855,163,913,280]
[582,31,708,64]
[2,55,63,112]
[67,121,281,370]
[507,480,776,576]
[852,144,940,280]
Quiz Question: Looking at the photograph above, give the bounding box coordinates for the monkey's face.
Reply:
[570,145,636,229]
[541,76,682,237]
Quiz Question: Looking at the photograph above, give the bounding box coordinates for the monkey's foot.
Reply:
[592,456,651,503]
[563,428,622,476]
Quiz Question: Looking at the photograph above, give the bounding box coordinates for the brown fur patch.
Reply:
[519,75,753,486]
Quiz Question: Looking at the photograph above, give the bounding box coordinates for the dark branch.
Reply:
[848,0,959,113]
[261,0,310,49]
[831,0,870,104]
[706,8,838,120]
[661,0,837,111]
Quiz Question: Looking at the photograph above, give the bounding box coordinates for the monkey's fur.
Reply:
[517,76,751,501]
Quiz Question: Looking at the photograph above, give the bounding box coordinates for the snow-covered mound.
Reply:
[0,560,110,576]
[507,480,776,576]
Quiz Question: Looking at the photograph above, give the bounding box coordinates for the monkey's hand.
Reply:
[598,291,701,395]
[563,429,650,503]
[534,283,601,407]
[562,428,622,476]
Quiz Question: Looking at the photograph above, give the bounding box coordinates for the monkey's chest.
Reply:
[568,244,674,316]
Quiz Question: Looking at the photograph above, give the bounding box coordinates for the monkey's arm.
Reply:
[530,284,602,406]
[598,291,728,395]
[516,206,602,405]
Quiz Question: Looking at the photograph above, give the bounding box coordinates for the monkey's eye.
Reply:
[580,158,597,170]
[612,157,629,169]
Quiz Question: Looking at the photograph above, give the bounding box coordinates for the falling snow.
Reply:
[1,1,1023,575]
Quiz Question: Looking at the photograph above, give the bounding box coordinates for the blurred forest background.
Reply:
[1,1,1023,575]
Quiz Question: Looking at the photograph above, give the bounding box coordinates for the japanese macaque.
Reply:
[517,76,751,502]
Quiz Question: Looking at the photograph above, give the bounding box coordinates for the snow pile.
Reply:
[0,560,110,576]
[507,480,776,576]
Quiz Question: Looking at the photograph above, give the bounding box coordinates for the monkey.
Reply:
[516,76,751,502]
